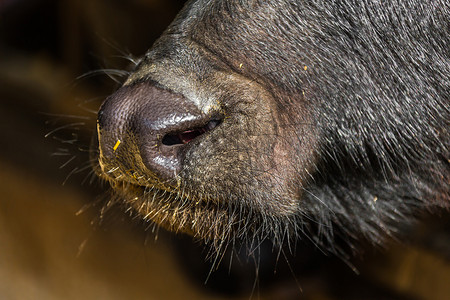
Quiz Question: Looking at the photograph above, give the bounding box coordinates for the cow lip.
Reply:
[109,179,231,239]
[111,178,214,210]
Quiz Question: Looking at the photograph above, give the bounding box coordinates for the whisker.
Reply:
[76,69,129,81]
[59,156,76,169]
[62,166,79,186]
[39,112,91,120]
[110,54,141,66]
[45,122,86,138]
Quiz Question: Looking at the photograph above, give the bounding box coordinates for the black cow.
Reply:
[93,0,449,255]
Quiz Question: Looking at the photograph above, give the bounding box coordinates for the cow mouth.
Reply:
[90,128,228,238]
[110,179,232,239]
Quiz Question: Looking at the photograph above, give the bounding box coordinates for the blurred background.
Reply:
[0,0,449,299]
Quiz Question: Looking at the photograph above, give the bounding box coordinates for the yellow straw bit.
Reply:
[113,140,121,152]
[239,63,243,69]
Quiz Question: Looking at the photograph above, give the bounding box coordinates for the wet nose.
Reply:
[96,81,219,182]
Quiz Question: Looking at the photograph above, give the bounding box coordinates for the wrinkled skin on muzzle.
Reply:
[93,0,449,252]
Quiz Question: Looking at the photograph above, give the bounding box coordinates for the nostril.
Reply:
[161,134,183,146]
[162,119,222,146]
